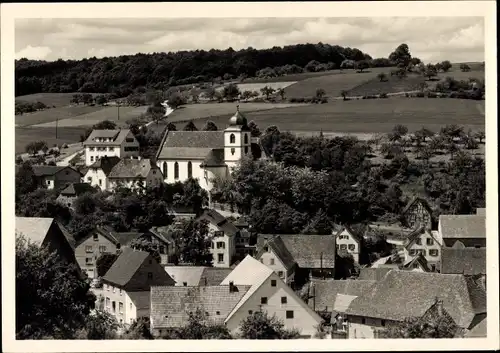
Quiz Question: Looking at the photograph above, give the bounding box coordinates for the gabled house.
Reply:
[83,129,140,166]
[163,266,206,287]
[196,209,239,267]
[101,248,175,326]
[233,216,256,258]
[83,156,121,191]
[439,214,486,248]
[345,270,487,339]
[400,253,432,272]
[440,247,486,276]
[220,255,324,337]
[31,165,82,190]
[255,234,336,287]
[147,226,178,265]
[107,158,164,191]
[56,182,97,208]
[15,217,80,272]
[402,226,442,271]
[401,197,433,229]
[334,226,364,263]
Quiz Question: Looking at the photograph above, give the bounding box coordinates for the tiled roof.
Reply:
[164,266,206,286]
[15,217,54,244]
[150,285,251,329]
[357,267,394,281]
[108,158,158,179]
[83,129,132,146]
[255,236,296,271]
[440,248,486,275]
[102,248,150,287]
[280,234,336,269]
[196,209,239,237]
[465,316,487,338]
[58,222,77,250]
[346,270,487,329]
[439,215,486,239]
[201,149,226,167]
[198,267,233,286]
[128,291,151,311]
[59,182,97,196]
[306,279,376,312]
[157,131,224,160]
[32,165,77,177]
[87,156,121,176]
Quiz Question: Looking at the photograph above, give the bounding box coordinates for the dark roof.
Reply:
[358,267,394,281]
[32,165,79,177]
[346,270,487,329]
[439,215,486,239]
[102,248,150,287]
[150,285,251,329]
[127,291,151,311]
[196,209,239,237]
[58,222,77,250]
[256,236,296,271]
[441,248,486,275]
[111,232,145,247]
[108,158,158,179]
[59,182,97,197]
[200,148,226,167]
[198,267,233,286]
[83,129,133,146]
[157,131,224,160]
[87,156,121,176]
[402,197,432,215]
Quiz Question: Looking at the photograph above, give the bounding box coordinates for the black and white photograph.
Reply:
[1,1,498,351]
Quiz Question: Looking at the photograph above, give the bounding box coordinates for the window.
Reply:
[108,147,114,152]
[244,146,249,154]
[244,134,249,144]
[85,257,93,264]
[336,244,339,250]
[214,231,224,237]
[90,147,95,151]
[93,233,99,241]
[340,244,347,250]
[230,134,236,144]
[261,297,268,305]
[113,287,116,293]
[124,146,139,152]
[216,242,225,249]
[475,244,481,249]
[264,246,268,252]
[216,311,220,315]
[281,296,287,304]
[270,258,275,265]
[413,263,419,269]
[218,254,224,263]
[130,303,132,310]
[278,271,284,278]
[126,138,134,143]
[231,148,235,155]
[271,280,277,287]
[429,249,439,257]
[286,310,294,319]
[174,162,179,179]
[183,282,187,286]
[409,249,417,256]
[119,302,123,314]
[85,245,93,253]
[47,180,51,186]
[419,249,427,256]
[248,310,253,315]
[426,238,434,246]
[362,318,366,324]
[99,179,102,186]
[147,272,153,279]
[416,238,422,245]
[112,301,116,313]
[106,297,110,307]
[187,162,192,178]
[106,284,109,291]
[211,242,215,249]
[87,177,92,182]
[99,245,106,252]
[162,162,168,178]
[381,320,386,327]
[260,258,263,263]
[348,244,355,251]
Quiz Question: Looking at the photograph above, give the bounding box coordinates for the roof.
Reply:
[59,182,97,197]
[110,231,145,247]
[280,234,336,269]
[127,291,151,311]
[58,222,77,250]
[15,217,55,245]
[196,209,239,237]
[439,214,486,239]
[346,270,487,329]
[108,158,158,179]
[307,279,376,312]
[31,165,77,177]
[441,248,486,275]
[83,129,132,146]
[164,266,206,286]
[198,267,233,286]
[401,253,431,272]
[150,285,251,329]
[157,131,225,160]
[335,226,364,243]
[465,316,487,338]
[102,248,150,287]
[401,197,432,215]
[87,156,121,176]
[200,148,226,167]
[256,236,296,271]
[357,267,394,281]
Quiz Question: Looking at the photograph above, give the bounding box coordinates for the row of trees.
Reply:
[15,100,48,115]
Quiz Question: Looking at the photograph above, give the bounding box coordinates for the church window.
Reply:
[244,134,248,144]
[187,162,192,178]
[231,148,235,155]
[230,134,236,144]
[244,146,249,154]
[162,162,167,178]
[174,162,179,179]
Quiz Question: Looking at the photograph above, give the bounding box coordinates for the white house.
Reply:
[402,227,443,272]
[83,129,140,166]
[334,226,363,264]
[155,107,254,192]
[83,156,121,191]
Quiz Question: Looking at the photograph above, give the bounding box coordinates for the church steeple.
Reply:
[228,105,247,127]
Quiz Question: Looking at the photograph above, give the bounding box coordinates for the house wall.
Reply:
[404,231,442,267]
[208,223,234,267]
[226,272,322,337]
[224,129,251,170]
[53,168,82,190]
[347,315,398,339]
[404,202,432,229]
[42,175,56,190]
[336,229,360,263]
[74,231,118,279]
[119,133,141,159]
[85,146,120,166]
[102,284,140,326]
[257,248,289,282]
[83,168,109,191]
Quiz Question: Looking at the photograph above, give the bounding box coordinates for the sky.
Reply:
[15,17,485,63]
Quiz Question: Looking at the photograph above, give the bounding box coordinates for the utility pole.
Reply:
[56,118,58,139]
[117,104,120,121]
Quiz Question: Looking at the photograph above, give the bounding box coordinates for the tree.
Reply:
[25,140,47,156]
[128,237,161,264]
[121,316,154,339]
[415,127,434,142]
[277,87,286,100]
[390,124,408,141]
[260,85,275,100]
[183,121,198,131]
[355,60,370,72]
[459,63,471,72]
[171,309,232,339]
[424,64,438,80]
[202,120,218,131]
[190,87,201,103]
[440,60,452,72]
[247,120,262,137]
[418,82,428,92]
[81,309,119,339]
[167,92,187,109]
[340,90,348,100]
[16,235,96,339]
[96,252,119,277]
[15,162,38,198]
[474,131,485,144]
[147,103,166,124]
[389,43,412,68]
[315,88,326,99]
[223,83,240,101]
[205,87,216,101]
[172,219,212,266]
[95,95,108,105]
[239,311,301,339]
[241,90,253,102]
[71,94,81,104]
[440,124,464,141]
[301,209,333,235]
[214,90,224,103]
[377,73,388,82]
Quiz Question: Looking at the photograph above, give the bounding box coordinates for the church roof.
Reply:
[227,106,250,131]
[156,131,225,160]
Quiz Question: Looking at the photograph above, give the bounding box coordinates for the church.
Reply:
[155,107,257,192]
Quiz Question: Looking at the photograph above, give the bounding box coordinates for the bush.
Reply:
[62,143,69,149]
[320,97,328,104]
[405,93,410,98]
[379,93,388,98]
[427,92,437,98]
[416,92,425,98]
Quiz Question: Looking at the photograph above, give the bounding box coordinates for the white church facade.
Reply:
[155,108,254,192]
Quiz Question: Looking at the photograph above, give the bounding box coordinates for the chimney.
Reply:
[204,277,208,286]
[229,281,235,293]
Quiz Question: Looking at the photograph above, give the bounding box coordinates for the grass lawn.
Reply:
[436,66,485,82]
[15,126,87,154]
[15,105,105,127]
[15,93,101,108]
[182,97,485,134]
[346,73,427,96]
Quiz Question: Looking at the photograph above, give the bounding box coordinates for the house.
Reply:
[400,253,432,272]
[439,214,486,248]
[56,182,97,208]
[107,158,164,191]
[401,226,443,271]
[101,248,175,326]
[155,107,256,192]
[83,129,140,166]
[198,267,233,286]
[219,255,324,337]
[334,226,363,263]
[163,266,206,286]
[196,209,239,267]
[440,247,486,275]
[233,216,256,258]
[255,234,336,287]
[30,165,82,190]
[401,197,433,229]
[147,226,178,265]
[15,217,80,271]
[345,270,487,339]
[150,284,251,337]
[82,156,121,191]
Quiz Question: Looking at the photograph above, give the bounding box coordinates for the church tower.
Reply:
[224,106,251,171]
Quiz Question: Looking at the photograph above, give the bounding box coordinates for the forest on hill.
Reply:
[15,43,384,97]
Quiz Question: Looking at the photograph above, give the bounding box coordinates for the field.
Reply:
[15,126,87,154]
[176,97,485,134]
[216,82,297,94]
[16,93,101,108]
[346,73,426,97]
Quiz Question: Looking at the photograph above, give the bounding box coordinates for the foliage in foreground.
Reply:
[238,311,301,339]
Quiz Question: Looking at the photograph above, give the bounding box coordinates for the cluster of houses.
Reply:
[15,109,487,338]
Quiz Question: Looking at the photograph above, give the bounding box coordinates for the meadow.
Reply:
[15,126,87,154]
[15,93,101,108]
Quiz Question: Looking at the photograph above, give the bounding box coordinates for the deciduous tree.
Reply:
[239,311,300,339]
